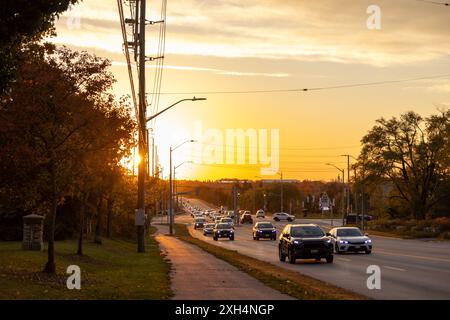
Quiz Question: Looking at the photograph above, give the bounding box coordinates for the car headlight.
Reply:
[230,230,234,233]
[365,239,372,244]
[257,230,262,233]
[339,240,348,244]
[272,230,276,233]
[293,240,301,245]
[324,239,332,244]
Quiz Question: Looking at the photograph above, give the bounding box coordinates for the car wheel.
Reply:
[203,232,206,236]
[279,246,286,262]
[213,237,218,241]
[365,250,372,254]
[272,236,276,241]
[326,255,334,264]
[230,236,234,241]
[288,248,296,264]
[287,218,292,222]
[274,217,280,221]
[253,236,256,240]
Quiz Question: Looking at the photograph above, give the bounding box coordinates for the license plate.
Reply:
[311,249,319,253]
[354,246,360,249]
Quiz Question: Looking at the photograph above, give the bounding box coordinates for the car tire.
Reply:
[326,255,334,264]
[279,246,286,262]
[274,217,280,221]
[230,236,234,241]
[287,218,293,222]
[253,236,256,240]
[288,248,296,264]
[213,237,218,241]
[365,250,372,254]
[271,236,276,241]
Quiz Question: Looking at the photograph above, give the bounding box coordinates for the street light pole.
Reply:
[277,171,283,212]
[169,140,196,235]
[326,163,345,225]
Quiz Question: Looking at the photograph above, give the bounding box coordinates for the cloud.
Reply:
[110,61,290,77]
[53,0,450,67]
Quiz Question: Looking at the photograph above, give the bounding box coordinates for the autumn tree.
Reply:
[357,110,450,220]
[0,45,134,272]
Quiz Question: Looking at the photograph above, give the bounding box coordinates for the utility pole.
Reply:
[136,0,147,253]
[278,171,283,212]
[341,155,351,218]
[169,146,173,235]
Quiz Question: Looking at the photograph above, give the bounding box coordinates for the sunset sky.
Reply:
[51,0,450,181]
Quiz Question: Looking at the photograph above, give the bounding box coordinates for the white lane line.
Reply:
[337,257,351,262]
[383,265,407,272]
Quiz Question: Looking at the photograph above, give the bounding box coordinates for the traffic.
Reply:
[182,199,374,265]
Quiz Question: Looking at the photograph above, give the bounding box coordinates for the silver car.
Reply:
[329,227,372,254]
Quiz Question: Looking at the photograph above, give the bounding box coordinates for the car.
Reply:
[227,210,236,218]
[256,209,265,218]
[253,221,276,240]
[273,212,295,222]
[213,223,235,241]
[240,213,253,224]
[214,216,223,224]
[278,224,334,264]
[358,214,374,221]
[203,223,215,236]
[329,227,372,254]
[220,217,234,226]
[193,217,206,229]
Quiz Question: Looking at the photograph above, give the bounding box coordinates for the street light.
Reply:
[276,171,283,212]
[169,140,196,235]
[136,96,205,252]
[146,97,206,123]
[174,161,193,212]
[326,163,346,225]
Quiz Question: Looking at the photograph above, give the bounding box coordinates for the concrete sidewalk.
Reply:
[154,224,293,300]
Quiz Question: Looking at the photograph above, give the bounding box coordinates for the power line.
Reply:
[415,0,449,6]
[159,73,450,95]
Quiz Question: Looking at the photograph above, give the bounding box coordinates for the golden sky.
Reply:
[52,0,450,181]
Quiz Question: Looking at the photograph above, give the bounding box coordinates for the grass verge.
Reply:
[0,226,172,299]
[174,223,367,300]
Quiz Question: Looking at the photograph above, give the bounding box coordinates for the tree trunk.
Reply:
[106,198,113,238]
[77,193,88,255]
[94,195,103,244]
[44,155,57,273]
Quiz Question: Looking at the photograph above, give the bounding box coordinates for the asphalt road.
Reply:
[154,224,293,300]
[180,198,450,300]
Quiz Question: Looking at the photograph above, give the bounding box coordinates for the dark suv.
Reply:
[213,223,235,241]
[279,224,334,264]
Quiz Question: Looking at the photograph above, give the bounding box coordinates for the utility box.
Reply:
[22,214,45,251]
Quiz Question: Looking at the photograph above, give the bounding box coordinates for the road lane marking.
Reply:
[337,257,351,262]
[376,249,450,264]
[383,266,407,272]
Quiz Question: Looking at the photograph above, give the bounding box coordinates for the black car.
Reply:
[278,224,334,264]
[213,223,234,241]
[253,222,276,240]
[203,223,215,236]
[240,213,253,224]
[194,217,205,229]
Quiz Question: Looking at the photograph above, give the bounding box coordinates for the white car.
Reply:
[273,212,295,222]
[220,217,234,227]
[256,209,265,218]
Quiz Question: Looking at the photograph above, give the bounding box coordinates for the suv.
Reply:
[329,227,372,254]
[240,213,253,224]
[220,217,234,226]
[273,212,295,222]
[256,209,265,218]
[193,217,205,229]
[253,221,276,240]
[213,223,235,241]
[279,224,334,264]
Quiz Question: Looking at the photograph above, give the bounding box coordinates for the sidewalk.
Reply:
[154,224,293,300]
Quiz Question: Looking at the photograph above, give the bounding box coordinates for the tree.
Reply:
[357,110,450,219]
[0,45,134,272]
[0,0,78,95]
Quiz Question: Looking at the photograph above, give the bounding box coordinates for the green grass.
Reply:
[174,223,367,300]
[0,227,172,300]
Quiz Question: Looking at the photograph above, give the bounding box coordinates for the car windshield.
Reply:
[291,226,324,238]
[215,223,230,229]
[222,218,232,222]
[204,224,215,228]
[337,228,363,237]
[195,218,205,222]
[257,223,274,229]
